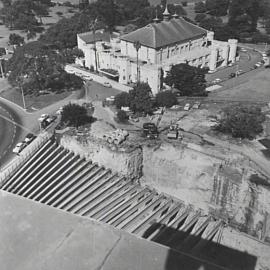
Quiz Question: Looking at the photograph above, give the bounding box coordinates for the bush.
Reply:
[114,92,130,109]
[182,1,187,7]
[195,13,207,23]
[155,90,178,108]
[194,2,206,13]
[61,103,92,127]
[117,110,128,123]
[215,105,265,139]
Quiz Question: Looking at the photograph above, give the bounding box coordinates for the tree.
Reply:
[194,13,207,23]
[228,0,261,35]
[9,33,24,46]
[117,110,128,122]
[114,92,130,109]
[155,90,177,108]
[205,0,229,16]
[164,63,208,97]
[199,16,223,31]
[194,2,206,13]
[215,105,265,139]
[61,103,92,127]
[6,40,83,93]
[129,83,153,113]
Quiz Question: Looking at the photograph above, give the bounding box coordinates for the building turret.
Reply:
[172,12,179,19]
[162,5,170,21]
[153,10,160,24]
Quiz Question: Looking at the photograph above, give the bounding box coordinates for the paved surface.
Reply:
[206,47,262,91]
[0,190,224,270]
[0,90,88,168]
[0,100,23,166]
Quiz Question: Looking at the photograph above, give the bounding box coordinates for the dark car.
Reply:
[24,133,36,144]
[229,72,236,78]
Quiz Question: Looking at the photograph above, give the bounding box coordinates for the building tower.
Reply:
[162,5,171,21]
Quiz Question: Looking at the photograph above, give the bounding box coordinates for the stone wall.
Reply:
[60,135,143,179]
[60,135,270,241]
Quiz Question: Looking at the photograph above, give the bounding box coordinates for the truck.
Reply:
[143,122,158,139]
[167,124,179,139]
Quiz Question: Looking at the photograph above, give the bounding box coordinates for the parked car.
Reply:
[236,69,243,76]
[129,115,139,122]
[212,78,221,84]
[192,102,201,109]
[103,82,112,88]
[170,104,181,110]
[229,72,236,78]
[82,75,93,81]
[184,103,190,111]
[56,107,63,115]
[153,107,164,115]
[24,133,35,144]
[13,142,26,154]
[38,114,49,122]
[46,115,57,124]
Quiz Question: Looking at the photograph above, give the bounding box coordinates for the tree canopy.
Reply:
[155,90,177,108]
[114,82,154,113]
[9,33,24,46]
[215,105,265,139]
[164,64,208,97]
[6,41,83,94]
[0,0,50,39]
[129,83,153,113]
[61,103,92,128]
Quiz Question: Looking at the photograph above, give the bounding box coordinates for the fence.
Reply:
[0,132,52,187]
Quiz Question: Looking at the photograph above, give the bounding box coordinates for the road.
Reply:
[0,100,23,166]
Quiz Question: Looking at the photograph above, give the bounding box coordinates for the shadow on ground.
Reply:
[143,223,257,270]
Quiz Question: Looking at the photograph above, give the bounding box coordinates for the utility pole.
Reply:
[17,76,26,110]
[91,18,98,73]
[133,41,141,85]
[0,57,4,78]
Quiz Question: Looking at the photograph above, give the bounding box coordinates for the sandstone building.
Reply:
[77,7,238,94]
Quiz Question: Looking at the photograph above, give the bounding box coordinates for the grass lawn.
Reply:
[0,85,84,111]
[210,69,270,102]
[0,5,77,48]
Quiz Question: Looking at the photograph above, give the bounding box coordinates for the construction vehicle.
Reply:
[143,122,158,139]
[167,124,178,139]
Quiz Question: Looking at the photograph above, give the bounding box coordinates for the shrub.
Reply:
[155,90,178,108]
[117,110,128,122]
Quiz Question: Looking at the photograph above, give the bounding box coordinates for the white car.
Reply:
[13,142,26,154]
[38,114,49,122]
[83,75,93,81]
[103,82,112,88]
[192,102,201,109]
[56,107,63,115]
[184,103,190,111]
[213,78,221,84]
[240,48,247,52]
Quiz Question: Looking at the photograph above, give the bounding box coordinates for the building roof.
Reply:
[121,17,207,49]
[78,30,119,44]
[0,190,224,270]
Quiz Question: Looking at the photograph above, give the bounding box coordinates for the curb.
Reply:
[0,96,33,114]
